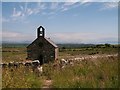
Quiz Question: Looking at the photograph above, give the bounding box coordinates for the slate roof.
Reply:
[45,38,58,48]
[27,37,58,48]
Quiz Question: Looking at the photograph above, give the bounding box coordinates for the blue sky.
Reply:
[2,1,118,44]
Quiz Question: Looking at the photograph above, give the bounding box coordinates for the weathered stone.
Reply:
[27,26,58,65]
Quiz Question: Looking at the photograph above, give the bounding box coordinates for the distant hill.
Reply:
[57,44,96,49]
[2,42,118,48]
[2,42,95,48]
[2,43,29,48]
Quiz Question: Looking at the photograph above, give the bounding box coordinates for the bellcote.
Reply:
[37,26,45,38]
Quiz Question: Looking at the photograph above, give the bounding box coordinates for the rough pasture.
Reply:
[2,45,119,88]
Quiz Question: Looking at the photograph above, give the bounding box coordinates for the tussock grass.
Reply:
[2,46,118,88]
[52,57,118,88]
[2,66,43,88]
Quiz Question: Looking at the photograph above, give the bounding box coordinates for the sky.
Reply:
[1,1,119,44]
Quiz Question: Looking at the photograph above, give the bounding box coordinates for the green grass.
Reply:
[2,47,26,63]
[2,66,43,88]
[52,57,118,88]
[2,46,119,88]
[59,47,118,56]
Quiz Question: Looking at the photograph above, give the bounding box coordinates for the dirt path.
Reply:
[42,79,53,88]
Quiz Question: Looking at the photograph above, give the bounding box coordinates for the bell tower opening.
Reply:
[37,26,45,38]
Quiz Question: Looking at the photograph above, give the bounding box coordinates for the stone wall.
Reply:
[27,37,58,64]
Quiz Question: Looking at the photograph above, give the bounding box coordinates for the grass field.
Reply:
[1,44,119,88]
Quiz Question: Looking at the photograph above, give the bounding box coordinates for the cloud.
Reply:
[11,2,47,19]
[2,17,9,22]
[74,0,119,8]
[64,1,78,6]
[24,1,28,13]
[47,32,118,44]
[57,1,118,12]
[9,2,80,19]
[2,31,35,42]
[3,1,118,23]
[12,8,22,17]
[61,7,69,11]
[11,3,29,18]
[1,31,118,44]
[100,2,118,10]
[2,31,21,38]
[27,8,33,15]
[80,0,119,2]
[10,2,38,22]
[50,2,59,10]
[64,0,119,3]
[20,5,24,10]
[60,2,81,12]
[72,0,119,10]
[11,7,25,21]
[1,0,119,2]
